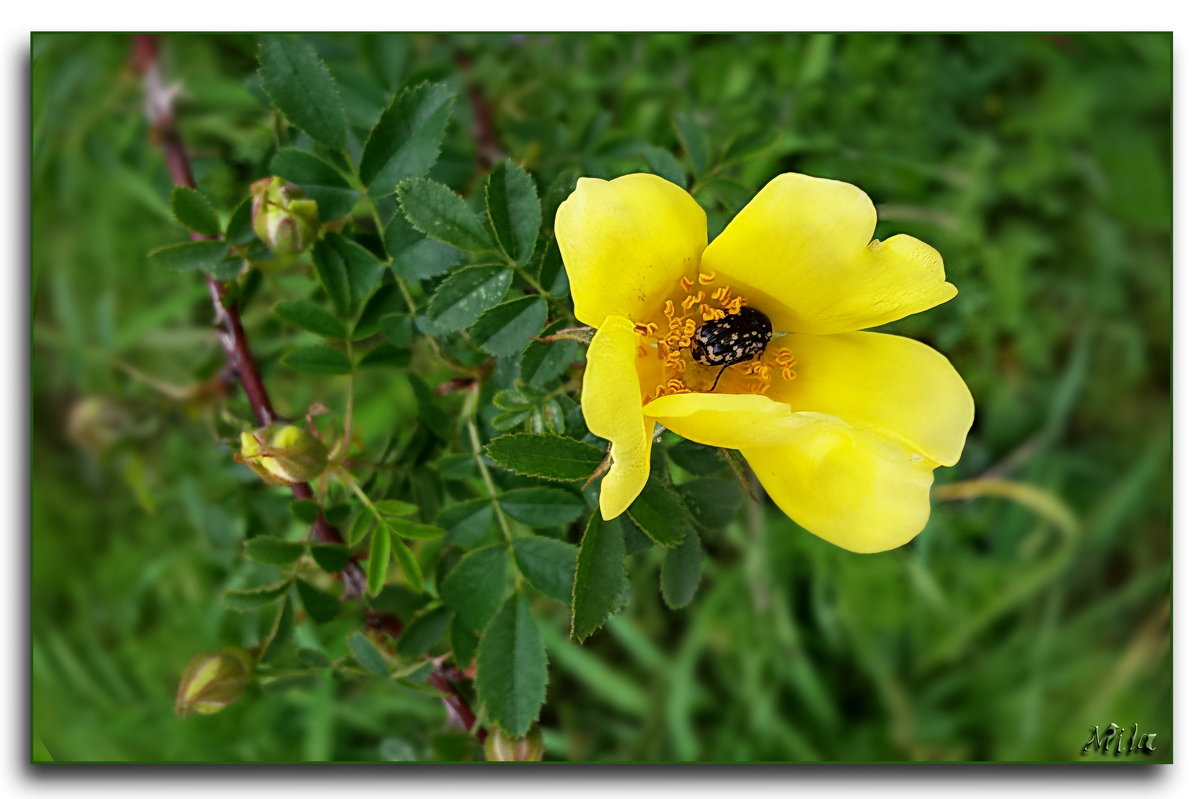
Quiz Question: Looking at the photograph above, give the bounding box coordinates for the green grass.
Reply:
[31,32,1171,762]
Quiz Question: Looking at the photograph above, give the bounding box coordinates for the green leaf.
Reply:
[486,433,605,482]
[667,439,727,475]
[438,498,494,548]
[170,186,221,236]
[260,595,296,663]
[500,487,585,527]
[274,301,345,338]
[384,521,425,589]
[223,579,293,612]
[475,594,548,737]
[149,240,229,272]
[626,477,688,547]
[225,197,253,244]
[425,266,512,335]
[347,631,390,677]
[329,235,386,303]
[311,239,352,318]
[384,213,464,281]
[395,605,453,657]
[440,544,510,630]
[677,477,741,530]
[379,314,413,348]
[513,536,577,604]
[244,536,305,566]
[258,35,346,150]
[660,527,703,609]
[360,83,454,196]
[375,499,419,518]
[295,578,340,623]
[357,343,410,370]
[270,148,359,221]
[469,296,546,358]
[521,329,579,387]
[310,543,351,574]
[345,510,375,547]
[570,513,626,642]
[282,345,352,375]
[673,113,709,175]
[450,616,478,668]
[290,499,320,524]
[484,159,541,265]
[642,145,688,189]
[367,524,391,596]
[388,517,444,541]
[396,178,493,252]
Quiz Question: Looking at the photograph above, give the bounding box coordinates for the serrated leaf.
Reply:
[384,212,464,281]
[149,240,229,272]
[642,145,687,189]
[486,433,604,482]
[258,35,346,150]
[347,631,390,677]
[295,578,340,623]
[170,186,221,236]
[226,197,254,244]
[396,178,493,252]
[438,498,493,548]
[223,579,293,612]
[367,524,391,596]
[475,594,547,737]
[260,595,296,663]
[660,527,703,609]
[375,499,419,518]
[626,477,688,547]
[673,113,709,175]
[513,536,577,604]
[310,543,351,574]
[274,301,345,338]
[500,487,585,528]
[570,513,626,642]
[621,516,654,556]
[440,544,510,630]
[311,239,352,318]
[469,296,546,358]
[328,234,386,303]
[244,536,305,566]
[270,148,359,221]
[451,616,479,668]
[361,83,454,196]
[484,159,541,265]
[426,266,512,335]
[395,605,453,657]
[282,345,352,375]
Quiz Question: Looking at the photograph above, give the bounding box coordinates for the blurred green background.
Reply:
[31,32,1171,762]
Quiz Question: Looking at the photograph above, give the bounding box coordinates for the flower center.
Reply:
[634,272,797,404]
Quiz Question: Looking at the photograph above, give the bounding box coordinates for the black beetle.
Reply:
[691,306,773,390]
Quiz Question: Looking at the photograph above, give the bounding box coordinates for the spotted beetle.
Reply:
[691,306,773,390]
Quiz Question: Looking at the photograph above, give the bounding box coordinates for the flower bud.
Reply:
[174,646,254,718]
[66,396,133,455]
[240,424,329,484]
[484,726,544,762]
[250,177,319,255]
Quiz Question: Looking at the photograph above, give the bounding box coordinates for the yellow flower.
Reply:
[554,173,973,553]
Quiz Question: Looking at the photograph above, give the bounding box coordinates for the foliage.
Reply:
[31,32,1170,762]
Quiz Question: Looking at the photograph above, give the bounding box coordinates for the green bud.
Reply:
[484,726,544,762]
[66,396,133,455]
[240,424,329,484]
[250,177,319,255]
[175,646,254,718]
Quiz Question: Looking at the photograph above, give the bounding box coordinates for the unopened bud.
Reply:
[175,646,254,718]
[250,177,319,255]
[240,424,329,484]
[484,726,544,762]
[67,396,133,455]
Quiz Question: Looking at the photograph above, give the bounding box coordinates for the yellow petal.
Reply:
[644,392,842,449]
[555,174,708,329]
[701,173,957,334]
[582,315,657,519]
[769,332,973,466]
[743,429,937,553]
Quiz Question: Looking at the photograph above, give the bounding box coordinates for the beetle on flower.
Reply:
[555,173,974,553]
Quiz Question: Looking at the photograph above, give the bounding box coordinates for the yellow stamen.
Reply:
[698,271,716,285]
[679,276,694,292]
